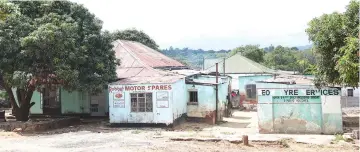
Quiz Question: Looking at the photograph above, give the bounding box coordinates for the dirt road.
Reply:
[0,111,358,152]
[0,128,358,152]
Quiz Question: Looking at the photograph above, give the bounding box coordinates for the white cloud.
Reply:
[72,0,350,50]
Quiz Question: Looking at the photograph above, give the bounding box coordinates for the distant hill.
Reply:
[161,47,230,70]
[296,44,312,51]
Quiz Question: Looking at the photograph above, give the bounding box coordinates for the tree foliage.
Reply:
[264,45,298,71]
[230,45,265,63]
[306,0,359,87]
[0,1,118,121]
[111,28,159,51]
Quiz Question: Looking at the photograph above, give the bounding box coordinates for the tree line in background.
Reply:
[161,44,315,74]
[163,0,359,89]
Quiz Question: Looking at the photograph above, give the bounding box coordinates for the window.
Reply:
[189,91,198,103]
[246,84,256,99]
[131,93,153,112]
[42,87,60,108]
[347,89,353,97]
[90,104,98,112]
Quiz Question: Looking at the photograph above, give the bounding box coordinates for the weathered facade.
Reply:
[108,40,189,125]
[203,53,276,109]
[185,74,230,124]
[238,74,273,110]
[108,79,186,125]
[256,80,343,134]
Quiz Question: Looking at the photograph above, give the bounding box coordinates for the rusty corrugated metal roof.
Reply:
[113,40,186,69]
[111,40,186,84]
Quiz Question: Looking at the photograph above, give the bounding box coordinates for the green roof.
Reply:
[203,53,275,74]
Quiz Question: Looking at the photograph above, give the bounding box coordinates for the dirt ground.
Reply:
[0,110,358,152]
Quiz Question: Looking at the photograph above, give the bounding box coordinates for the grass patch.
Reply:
[333,134,354,143]
[131,130,141,134]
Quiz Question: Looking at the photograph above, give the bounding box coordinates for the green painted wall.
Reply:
[30,91,42,114]
[257,83,343,134]
[61,88,90,114]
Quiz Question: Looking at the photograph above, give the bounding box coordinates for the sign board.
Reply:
[156,91,169,108]
[113,92,125,108]
[258,88,340,96]
[109,85,172,93]
[272,96,321,104]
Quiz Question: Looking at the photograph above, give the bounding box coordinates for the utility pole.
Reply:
[223,58,225,76]
[215,63,219,124]
[202,57,205,71]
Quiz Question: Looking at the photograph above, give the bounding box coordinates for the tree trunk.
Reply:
[15,106,29,121]
[1,74,35,121]
[14,89,35,121]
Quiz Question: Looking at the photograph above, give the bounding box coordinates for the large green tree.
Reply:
[264,45,298,71]
[230,45,265,63]
[111,28,159,51]
[0,1,118,121]
[306,0,359,87]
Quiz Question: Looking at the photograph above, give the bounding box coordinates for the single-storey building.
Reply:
[256,75,343,134]
[108,40,230,125]
[182,71,231,124]
[203,53,276,109]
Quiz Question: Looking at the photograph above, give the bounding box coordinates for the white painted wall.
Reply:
[108,79,186,125]
[341,87,359,97]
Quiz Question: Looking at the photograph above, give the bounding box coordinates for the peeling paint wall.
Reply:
[238,75,273,109]
[257,83,343,134]
[186,75,229,121]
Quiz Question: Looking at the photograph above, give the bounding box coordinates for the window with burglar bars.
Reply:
[42,87,60,108]
[131,93,153,112]
[246,84,256,99]
[189,91,198,103]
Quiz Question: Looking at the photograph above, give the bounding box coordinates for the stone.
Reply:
[12,128,22,132]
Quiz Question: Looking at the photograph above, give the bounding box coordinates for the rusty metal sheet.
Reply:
[113,40,185,69]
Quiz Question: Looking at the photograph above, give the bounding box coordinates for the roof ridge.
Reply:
[236,54,274,73]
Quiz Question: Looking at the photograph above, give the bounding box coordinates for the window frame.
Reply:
[245,84,257,99]
[130,92,153,113]
[347,89,354,97]
[188,90,198,104]
[42,87,60,108]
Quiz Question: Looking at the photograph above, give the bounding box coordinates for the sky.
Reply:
[72,0,350,50]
